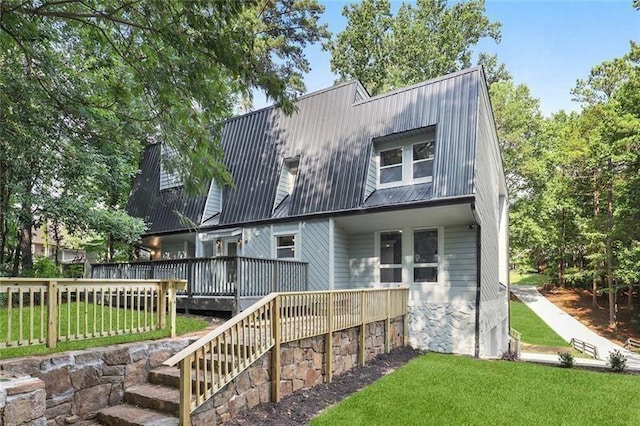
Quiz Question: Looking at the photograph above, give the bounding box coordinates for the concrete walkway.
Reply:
[510,285,640,368]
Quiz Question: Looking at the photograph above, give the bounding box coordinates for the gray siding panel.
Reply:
[243,226,271,258]
[475,80,501,302]
[202,182,222,223]
[333,224,351,289]
[349,233,376,288]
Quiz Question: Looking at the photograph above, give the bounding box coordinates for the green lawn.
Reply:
[510,300,568,348]
[312,353,640,425]
[0,302,209,359]
[510,271,550,286]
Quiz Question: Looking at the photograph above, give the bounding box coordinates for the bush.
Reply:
[558,351,574,368]
[33,256,62,278]
[500,349,519,361]
[607,349,627,373]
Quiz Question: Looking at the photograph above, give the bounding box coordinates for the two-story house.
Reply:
[119,67,509,358]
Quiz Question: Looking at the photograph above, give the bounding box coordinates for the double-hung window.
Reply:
[380,231,402,283]
[413,229,438,282]
[377,137,435,188]
[276,234,296,259]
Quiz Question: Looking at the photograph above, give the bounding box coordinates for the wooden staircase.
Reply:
[97,343,245,426]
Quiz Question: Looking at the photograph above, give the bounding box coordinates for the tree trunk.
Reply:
[593,168,600,306]
[20,225,33,273]
[606,158,615,328]
[12,234,21,276]
[52,221,61,267]
[558,208,566,288]
[107,232,114,262]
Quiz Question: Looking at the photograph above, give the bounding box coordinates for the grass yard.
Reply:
[0,302,209,359]
[312,353,640,426]
[510,300,568,348]
[510,271,550,286]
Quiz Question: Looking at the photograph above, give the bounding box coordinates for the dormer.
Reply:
[159,143,182,191]
[273,156,300,212]
[375,128,435,190]
[201,181,223,224]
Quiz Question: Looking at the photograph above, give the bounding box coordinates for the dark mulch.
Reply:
[226,346,423,425]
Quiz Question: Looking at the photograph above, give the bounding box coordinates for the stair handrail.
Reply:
[163,293,278,425]
[164,292,278,367]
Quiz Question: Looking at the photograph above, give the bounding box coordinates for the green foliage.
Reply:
[557,351,575,368]
[328,0,501,95]
[607,349,628,373]
[312,353,640,425]
[0,0,330,272]
[509,272,549,287]
[32,256,62,278]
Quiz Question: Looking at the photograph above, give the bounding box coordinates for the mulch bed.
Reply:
[226,346,423,425]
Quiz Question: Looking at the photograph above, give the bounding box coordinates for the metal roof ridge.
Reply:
[352,66,481,107]
[225,80,361,124]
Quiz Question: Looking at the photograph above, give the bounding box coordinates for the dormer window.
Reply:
[273,156,300,211]
[377,137,434,189]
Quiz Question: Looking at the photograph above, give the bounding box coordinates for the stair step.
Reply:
[149,365,237,393]
[97,404,178,426]
[124,384,181,415]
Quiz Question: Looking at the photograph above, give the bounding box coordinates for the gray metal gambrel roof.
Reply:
[219,67,479,226]
[129,67,483,233]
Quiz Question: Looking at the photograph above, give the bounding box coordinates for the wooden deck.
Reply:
[91,256,308,313]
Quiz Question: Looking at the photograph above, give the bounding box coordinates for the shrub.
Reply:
[33,256,62,278]
[607,349,627,373]
[558,351,574,368]
[500,349,519,361]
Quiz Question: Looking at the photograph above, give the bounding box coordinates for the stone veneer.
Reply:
[407,301,476,355]
[0,318,405,425]
[193,318,405,424]
[0,338,190,426]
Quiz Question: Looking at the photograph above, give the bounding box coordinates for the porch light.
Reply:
[237,238,243,247]
[216,239,222,249]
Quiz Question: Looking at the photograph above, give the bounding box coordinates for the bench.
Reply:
[624,337,640,351]
[570,338,599,359]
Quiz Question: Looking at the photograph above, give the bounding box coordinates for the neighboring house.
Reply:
[32,226,86,264]
[125,67,509,357]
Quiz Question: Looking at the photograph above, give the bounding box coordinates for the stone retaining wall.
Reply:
[196,317,405,424]
[0,339,189,425]
[0,317,404,425]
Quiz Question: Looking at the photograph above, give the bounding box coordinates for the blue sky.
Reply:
[265,0,639,117]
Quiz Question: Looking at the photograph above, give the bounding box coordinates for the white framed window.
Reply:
[275,234,297,259]
[379,231,402,283]
[413,228,439,283]
[377,138,435,189]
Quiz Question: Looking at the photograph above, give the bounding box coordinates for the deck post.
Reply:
[325,292,334,383]
[385,289,390,353]
[271,296,281,402]
[158,281,168,330]
[168,281,178,337]
[47,280,58,348]
[403,288,409,346]
[179,356,192,426]
[359,291,366,367]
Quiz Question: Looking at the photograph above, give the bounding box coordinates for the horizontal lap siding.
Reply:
[443,226,476,290]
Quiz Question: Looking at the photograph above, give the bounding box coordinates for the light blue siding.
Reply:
[299,220,330,291]
[273,163,289,210]
[202,182,222,222]
[159,144,182,191]
[243,226,271,258]
[333,224,351,289]
[349,233,376,287]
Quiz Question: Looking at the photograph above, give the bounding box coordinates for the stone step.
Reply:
[97,404,178,426]
[124,383,181,416]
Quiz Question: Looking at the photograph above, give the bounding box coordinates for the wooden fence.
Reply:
[570,337,599,359]
[0,278,186,349]
[91,256,308,298]
[163,287,409,425]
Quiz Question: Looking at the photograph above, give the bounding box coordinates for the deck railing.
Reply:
[163,287,409,425]
[0,278,186,350]
[91,256,308,298]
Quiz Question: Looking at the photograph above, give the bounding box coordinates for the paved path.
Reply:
[511,285,640,368]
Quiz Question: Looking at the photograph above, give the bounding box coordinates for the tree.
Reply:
[328,0,501,95]
[0,0,330,273]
